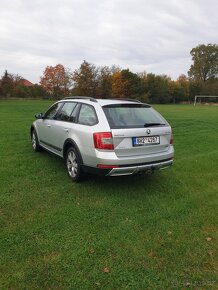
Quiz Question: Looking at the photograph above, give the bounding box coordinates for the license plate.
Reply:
[133,136,160,146]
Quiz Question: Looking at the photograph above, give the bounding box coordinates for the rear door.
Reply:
[48,102,79,153]
[103,104,172,157]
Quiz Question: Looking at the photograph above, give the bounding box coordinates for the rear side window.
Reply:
[78,104,98,126]
[103,104,166,129]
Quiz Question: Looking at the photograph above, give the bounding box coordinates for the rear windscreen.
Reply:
[102,104,166,129]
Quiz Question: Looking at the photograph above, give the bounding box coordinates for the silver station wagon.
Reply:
[31,97,174,182]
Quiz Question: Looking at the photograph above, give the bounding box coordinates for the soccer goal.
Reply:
[194,95,218,106]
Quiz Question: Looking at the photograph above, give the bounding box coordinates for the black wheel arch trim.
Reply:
[30,124,35,135]
[63,138,84,164]
[30,124,39,137]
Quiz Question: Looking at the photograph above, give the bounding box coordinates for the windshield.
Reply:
[102,104,167,129]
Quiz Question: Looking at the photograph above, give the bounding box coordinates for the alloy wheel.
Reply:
[32,132,36,150]
[67,151,78,178]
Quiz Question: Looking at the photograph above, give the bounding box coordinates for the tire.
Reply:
[66,147,85,182]
[31,129,42,152]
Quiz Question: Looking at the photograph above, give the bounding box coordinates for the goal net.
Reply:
[194,95,218,106]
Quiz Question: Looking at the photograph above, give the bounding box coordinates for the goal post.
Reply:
[194,95,218,106]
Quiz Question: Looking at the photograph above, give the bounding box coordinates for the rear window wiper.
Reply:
[144,122,165,127]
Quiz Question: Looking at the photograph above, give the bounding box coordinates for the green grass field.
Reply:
[0,100,218,289]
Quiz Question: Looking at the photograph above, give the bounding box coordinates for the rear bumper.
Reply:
[107,158,173,176]
[83,158,173,177]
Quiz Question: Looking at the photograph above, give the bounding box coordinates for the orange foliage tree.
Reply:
[40,64,71,98]
[111,71,127,98]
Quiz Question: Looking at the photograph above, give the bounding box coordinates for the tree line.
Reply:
[0,44,217,103]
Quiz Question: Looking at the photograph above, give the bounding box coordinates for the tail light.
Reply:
[93,132,114,150]
[97,164,119,169]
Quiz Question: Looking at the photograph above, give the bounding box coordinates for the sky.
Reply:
[0,0,217,83]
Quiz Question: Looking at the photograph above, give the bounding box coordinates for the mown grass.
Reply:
[0,100,217,289]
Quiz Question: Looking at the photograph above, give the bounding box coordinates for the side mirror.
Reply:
[35,113,44,119]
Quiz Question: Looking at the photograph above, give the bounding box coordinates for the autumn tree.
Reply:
[0,70,22,97]
[0,70,12,97]
[40,64,72,98]
[188,44,218,82]
[137,72,151,102]
[111,71,126,98]
[170,82,186,103]
[145,74,171,103]
[121,69,143,98]
[170,77,191,104]
[72,61,98,96]
[111,69,142,99]
[97,66,113,98]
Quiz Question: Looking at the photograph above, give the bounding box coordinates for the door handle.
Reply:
[64,128,69,132]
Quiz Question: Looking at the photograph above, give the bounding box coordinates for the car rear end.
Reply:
[87,100,174,176]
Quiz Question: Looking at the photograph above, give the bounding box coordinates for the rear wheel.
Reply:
[31,129,41,152]
[66,147,85,182]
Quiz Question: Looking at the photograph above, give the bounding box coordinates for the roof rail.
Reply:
[64,96,97,102]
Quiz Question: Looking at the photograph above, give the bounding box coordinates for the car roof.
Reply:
[61,97,150,107]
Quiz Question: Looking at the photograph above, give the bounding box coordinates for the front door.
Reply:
[37,102,63,150]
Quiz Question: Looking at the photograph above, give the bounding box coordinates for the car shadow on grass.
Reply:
[35,149,176,198]
[82,170,175,200]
